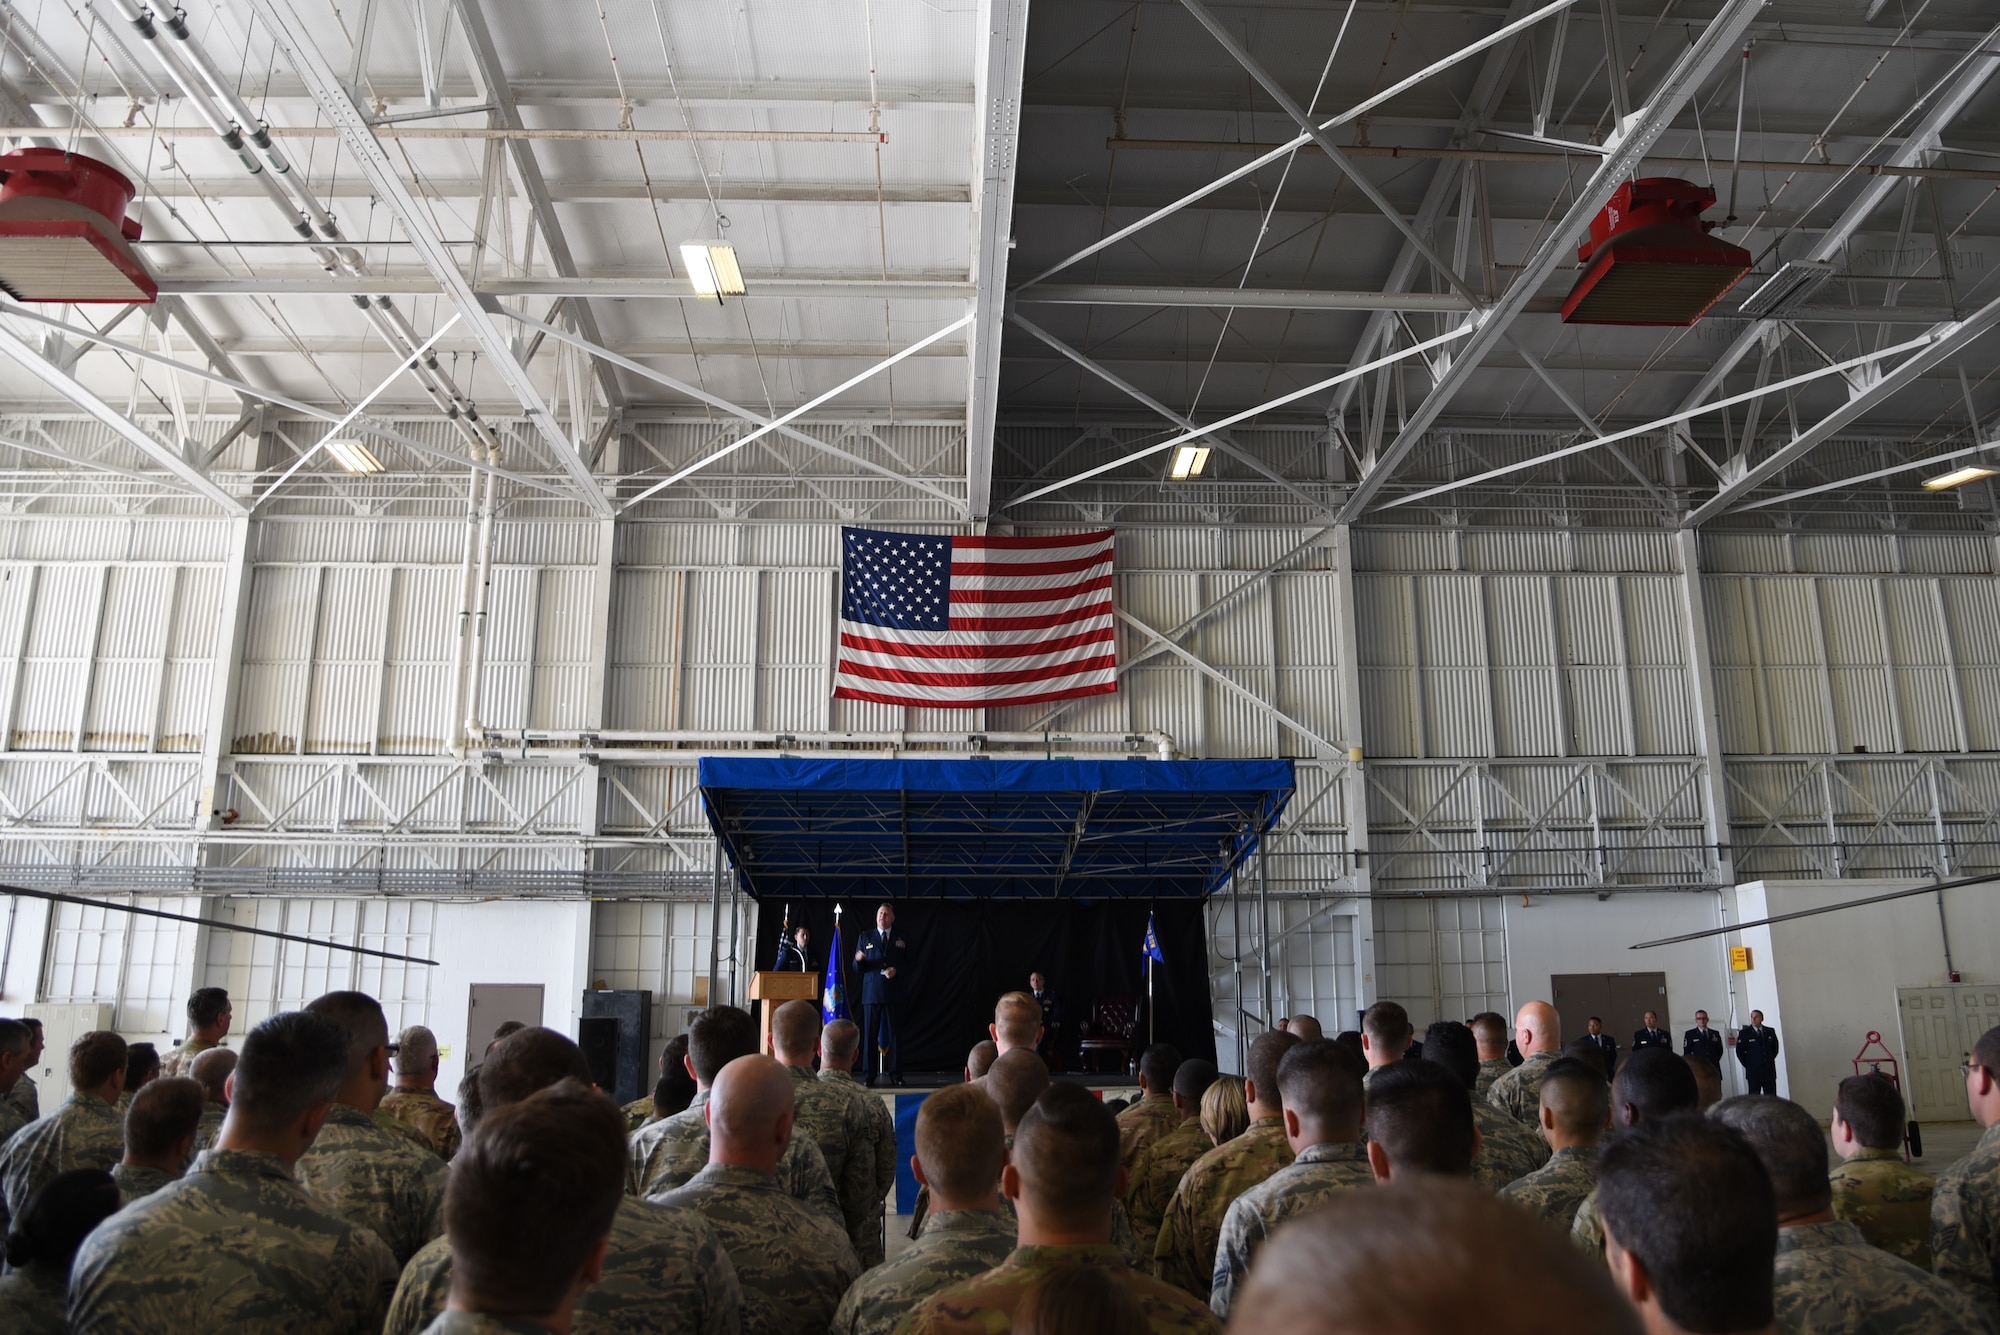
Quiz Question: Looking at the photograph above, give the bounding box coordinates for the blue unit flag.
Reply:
[1142,910,1165,963]
[822,916,849,1023]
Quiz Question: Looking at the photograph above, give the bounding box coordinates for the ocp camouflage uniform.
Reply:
[1774,1219,1995,1335]
[1475,1057,1512,1099]
[1209,1140,1372,1319]
[0,1089,28,1147]
[787,1063,886,1266]
[1499,1143,1598,1230]
[653,1162,860,1335]
[67,1147,397,1335]
[0,1092,124,1233]
[373,1105,436,1156]
[111,1162,180,1206]
[829,1207,1016,1335]
[1933,1118,2000,1323]
[0,1259,66,1335]
[384,1194,743,1335]
[1486,1049,1558,1126]
[629,1089,843,1225]
[158,1037,217,1080]
[1118,1096,1181,1192]
[1571,1186,1604,1254]
[378,1087,462,1162]
[293,1102,446,1266]
[1831,1146,1934,1269]
[1152,1117,1295,1298]
[192,1103,225,1153]
[820,1067,897,1240]
[1128,1119,1211,1258]
[905,1243,1222,1335]
[1471,1098,1550,1192]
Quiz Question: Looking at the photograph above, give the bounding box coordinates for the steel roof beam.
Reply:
[0,325,245,512]
[1681,293,2000,524]
[1669,22,2000,429]
[966,0,1030,520]
[153,276,975,300]
[1336,0,1770,520]
[451,0,624,412]
[247,0,612,517]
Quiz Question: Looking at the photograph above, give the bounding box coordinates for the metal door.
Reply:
[467,983,545,1060]
[1897,984,2000,1122]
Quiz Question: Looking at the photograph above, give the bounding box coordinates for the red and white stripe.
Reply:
[834,530,1119,707]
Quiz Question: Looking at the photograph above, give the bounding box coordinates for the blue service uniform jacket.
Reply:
[1737,1024,1780,1071]
[855,926,908,1004]
[1684,1026,1724,1065]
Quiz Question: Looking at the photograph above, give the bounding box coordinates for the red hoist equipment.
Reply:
[1853,1030,1922,1161]
[1561,177,1750,326]
[0,148,158,304]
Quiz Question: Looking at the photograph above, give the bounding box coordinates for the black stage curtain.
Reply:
[753,898,1215,1072]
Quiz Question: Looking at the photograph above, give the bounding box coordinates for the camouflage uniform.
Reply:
[786,1063,886,1266]
[111,1162,181,1206]
[1152,1117,1295,1298]
[0,1260,66,1335]
[1486,1049,1558,1126]
[0,1092,124,1233]
[1209,1140,1372,1318]
[1118,1096,1181,1190]
[1831,1146,1934,1270]
[293,1102,447,1266]
[5,1072,38,1124]
[829,1207,1016,1335]
[1774,1219,1995,1335]
[653,1162,860,1335]
[1128,1119,1211,1258]
[384,1194,743,1335]
[158,1037,217,1080]
[622,1092,657,1132]
[378,1087,462,1162]
[1933,1118,2000,1323]
[629,1089,842,1225]
[1475,1057,1512,1099]
[905,1243,1222,1335]
[0,1088,28,1147]
[192,1103,226,1153]
[373,1105,436,1155]
[68,1147,397,1335]
[1571,1187,1604,1254]
[1470,1099,1550,1192]
[821,1068,897,1238]
[1499,1143,1598,1230]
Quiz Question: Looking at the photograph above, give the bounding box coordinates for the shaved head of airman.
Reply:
[1516,1001,1560,1055]
[985,1049,1051,1134]
[708,1055,795,1159]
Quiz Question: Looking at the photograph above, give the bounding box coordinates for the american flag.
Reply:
[833,527,1118,708]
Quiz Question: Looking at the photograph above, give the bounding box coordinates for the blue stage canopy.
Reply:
[698,757,1294,901]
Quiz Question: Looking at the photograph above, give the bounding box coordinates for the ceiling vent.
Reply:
[1560,177,1750,327]
[0,149,157,304]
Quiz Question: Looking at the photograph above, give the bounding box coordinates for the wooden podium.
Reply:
[750,971,821,1054]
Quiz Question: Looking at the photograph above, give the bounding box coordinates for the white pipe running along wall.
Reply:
[478,729,1180,762]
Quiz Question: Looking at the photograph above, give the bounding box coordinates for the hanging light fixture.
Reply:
[680,241,746,301]
[323,439,385,475]
[1168,445,1211,480]
[1921,465,1996,491]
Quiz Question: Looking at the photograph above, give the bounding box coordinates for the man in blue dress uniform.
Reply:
[854,902,908,1086]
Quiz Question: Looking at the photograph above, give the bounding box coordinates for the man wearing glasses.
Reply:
[1935,1025,2000,1325]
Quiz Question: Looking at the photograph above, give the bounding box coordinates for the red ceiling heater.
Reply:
[0,148,157,304]
[1560,177,1750,326]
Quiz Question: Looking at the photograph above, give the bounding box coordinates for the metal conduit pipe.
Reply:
[479,728,1180,761]
[444,467,481,759]
[462,468,499,744]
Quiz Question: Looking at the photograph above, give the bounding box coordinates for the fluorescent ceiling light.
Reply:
[1168,445,1211,480]
[323,438,384,475]
[680,241,746,300]
[1921,465,1996,491]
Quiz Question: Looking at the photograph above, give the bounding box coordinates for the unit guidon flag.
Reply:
[834,527,1118,708]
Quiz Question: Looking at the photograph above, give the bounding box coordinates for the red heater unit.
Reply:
[0,149,157,304]
[1560,177,1749,327]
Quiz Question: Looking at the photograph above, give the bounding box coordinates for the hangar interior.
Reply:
[0,0,1993,1120]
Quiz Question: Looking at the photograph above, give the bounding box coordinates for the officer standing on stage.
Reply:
[777,925,813,973]
[1738,1009,1781,1096]
[854,903,908,1086]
